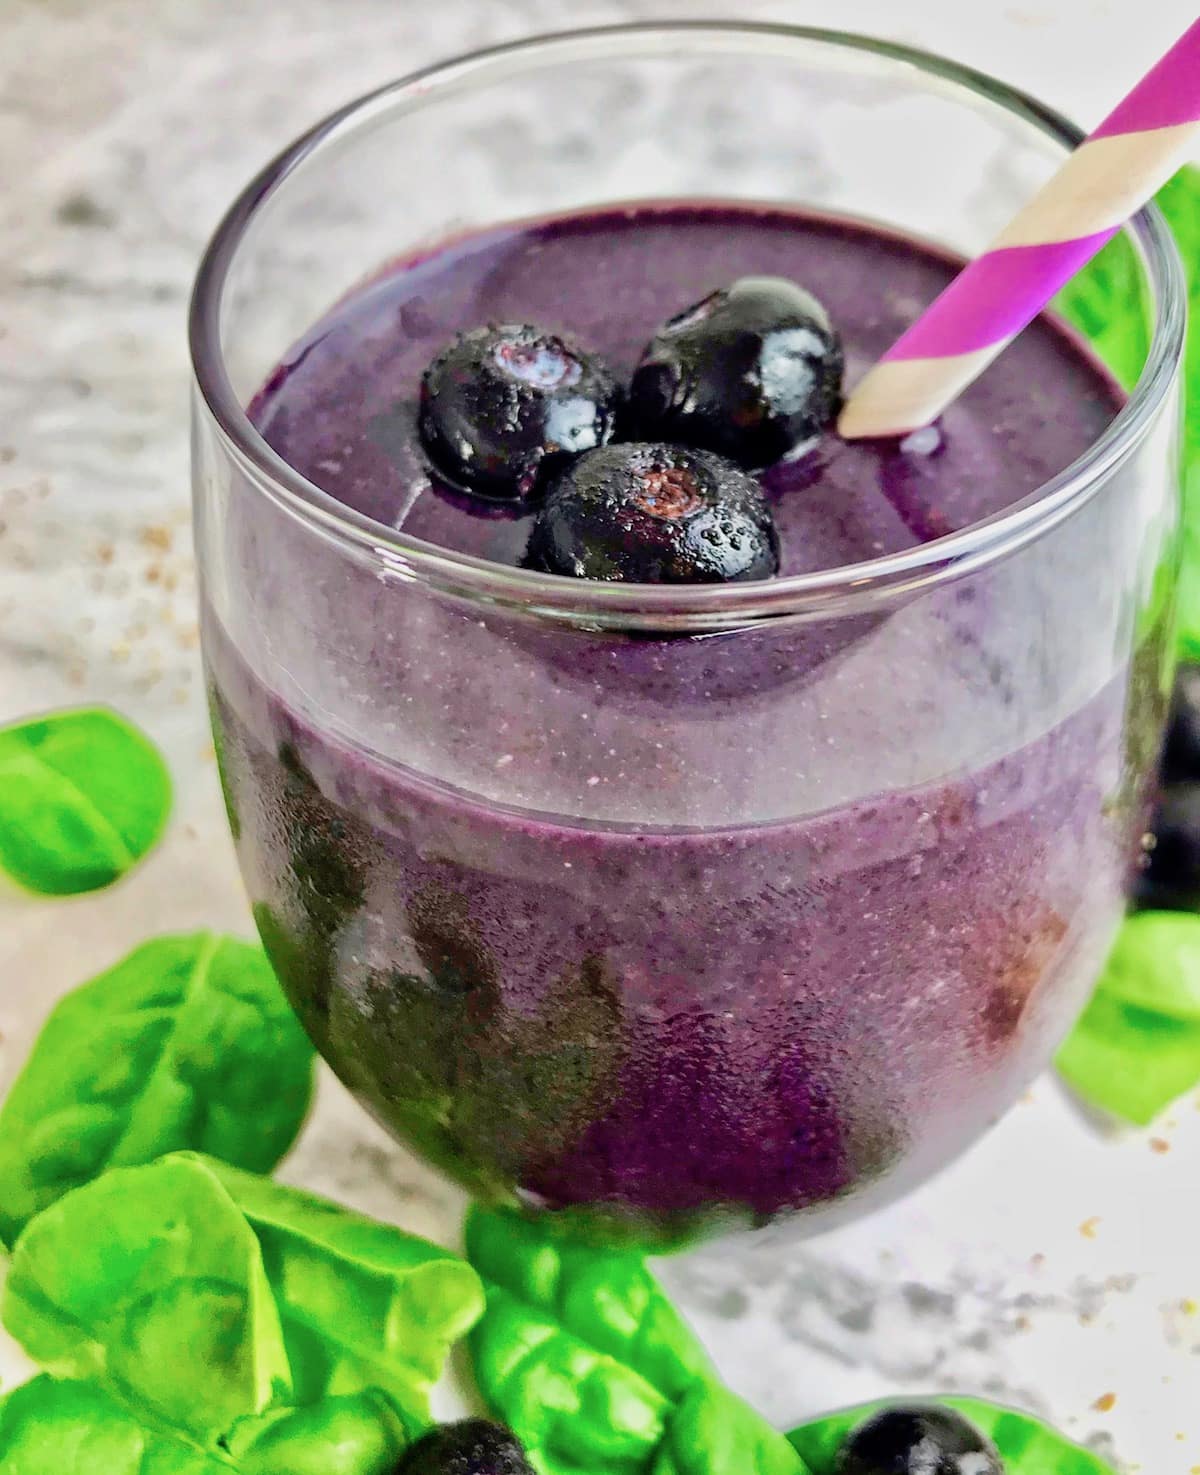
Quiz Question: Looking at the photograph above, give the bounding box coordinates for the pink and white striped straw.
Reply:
[840,17,1200,441]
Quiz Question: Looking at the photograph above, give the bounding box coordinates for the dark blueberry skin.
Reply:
[1162,663,1200,785]
[524,442,780,583]
[419,324,620,500]
[1135,782,1200,912]
[836,1407,1003,1475]
[392,1421,535,1475]
[627,276,844,469]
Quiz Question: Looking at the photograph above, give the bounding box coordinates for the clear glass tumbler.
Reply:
[190,23,1185,1247]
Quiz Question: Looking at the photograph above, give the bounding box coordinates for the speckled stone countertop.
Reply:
[1,1,1198,1470]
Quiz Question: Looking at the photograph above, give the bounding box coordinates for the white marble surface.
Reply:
[2,1,1199,1471]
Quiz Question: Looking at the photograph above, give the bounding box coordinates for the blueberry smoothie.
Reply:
[205,205,1162,1243]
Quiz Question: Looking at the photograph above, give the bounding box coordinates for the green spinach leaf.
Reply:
[0,1376,226,1475]
[200,1156,484,1416]
[467,1207,711,1401]
[1054,231,1151,391]
[465,1207,713,1475]
[220,1387,414,1475]
[2,1155,292,1445]
[0,1376,414,1475]
[653,1383,809,1475]
[1055,168,1200,655]
[0,933,314,1246]
[1157,168,1200,659]
[0,707,171,895]
[788,1395,1115,1474]
[1057,910,1200,1123]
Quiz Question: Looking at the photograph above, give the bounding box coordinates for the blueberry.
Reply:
[1136,783,1200,913]
[523,442,780,583]
[419,324,620,500]
[627,276,844,468]
[392,1420,534,1475]
[836,1406,1003,1475]
[1162,664,1200,785]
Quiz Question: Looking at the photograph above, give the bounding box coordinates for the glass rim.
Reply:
[188,19,1187,632]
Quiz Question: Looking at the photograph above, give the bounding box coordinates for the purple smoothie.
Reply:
[206,204,1155,1243]
[251,206,1118,568]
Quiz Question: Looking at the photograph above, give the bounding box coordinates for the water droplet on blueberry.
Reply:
[836,1406,1003,1475]
[419,324,620,501]
[523,442,779,583]
[627,276,844,468]
[392,1420,535,1475]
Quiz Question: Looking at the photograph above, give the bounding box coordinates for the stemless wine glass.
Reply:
[190,24,1184,1248]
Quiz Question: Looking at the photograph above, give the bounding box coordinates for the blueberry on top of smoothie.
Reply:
[836,1406,1003,1475]
[392,1420,535,1475]
[627,275,844,469]
[419,324,620,500]
[1136,782,1200,913]
[523,442,780,583]
[1162,663,1200,785]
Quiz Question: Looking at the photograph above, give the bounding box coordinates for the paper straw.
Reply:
[839,17,1200,441]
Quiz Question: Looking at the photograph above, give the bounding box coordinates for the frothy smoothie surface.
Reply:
[210,204,1141,1242]
[251,204,1119,570]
